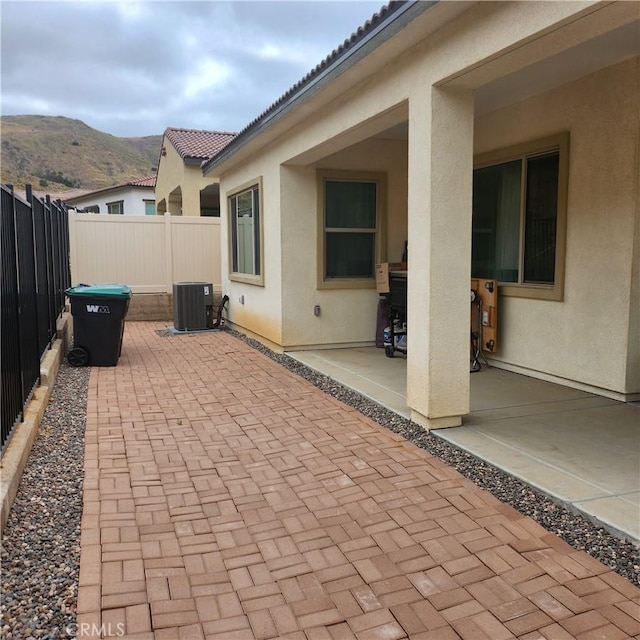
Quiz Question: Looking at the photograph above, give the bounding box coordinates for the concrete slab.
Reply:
[574,493,640,541]
[288,346,640,543]
[291,348,409,418]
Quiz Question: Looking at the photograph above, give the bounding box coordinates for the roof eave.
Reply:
[64,182,154,203]
[203,0,437,176]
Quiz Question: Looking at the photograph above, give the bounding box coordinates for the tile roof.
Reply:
[246,2,400,128]
[62,174,156,202]
[204,1,407,170]
[55,188,93,202]
[129,174,157,187]
[164,128,237,161]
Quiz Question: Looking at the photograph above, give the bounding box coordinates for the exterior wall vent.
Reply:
[173,282,214,331]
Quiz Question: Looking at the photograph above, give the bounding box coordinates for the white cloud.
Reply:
[0,1,384,136]
[255,42,313,65]
[183,58,233,100]
[115,2,144,21]
[2,94,53,115]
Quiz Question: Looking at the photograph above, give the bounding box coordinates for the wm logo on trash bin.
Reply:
[86,304,111,314]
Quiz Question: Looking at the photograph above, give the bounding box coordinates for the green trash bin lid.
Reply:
[66,284,132,298]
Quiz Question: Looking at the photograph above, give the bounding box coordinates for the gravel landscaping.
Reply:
[1,362,88,639]
[1,327,637,638]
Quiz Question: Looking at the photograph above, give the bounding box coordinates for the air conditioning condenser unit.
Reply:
[173,282,214,331]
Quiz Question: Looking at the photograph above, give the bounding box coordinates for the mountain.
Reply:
[0,115,163,192]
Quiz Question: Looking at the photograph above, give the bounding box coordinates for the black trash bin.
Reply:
[65,284,132,367]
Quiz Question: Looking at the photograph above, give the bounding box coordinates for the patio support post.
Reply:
[406,85,474,429]
[183,180,200,217]
[168,189,182,216]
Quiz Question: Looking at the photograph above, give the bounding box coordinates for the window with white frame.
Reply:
[107,200,124,215]
[320,172,384,285]
[472,133,568,300]
[144,200,156,216]
[229,182,262,281]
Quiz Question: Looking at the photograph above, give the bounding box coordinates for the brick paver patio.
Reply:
[77,322,640,639]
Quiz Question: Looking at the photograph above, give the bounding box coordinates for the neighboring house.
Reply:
[155,127,236,217]
[62,175,157,215]
[203,1,640,430]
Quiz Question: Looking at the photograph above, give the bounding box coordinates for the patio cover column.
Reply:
[406,85,473,429]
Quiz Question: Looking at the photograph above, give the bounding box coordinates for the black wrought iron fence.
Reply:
[1,184,70,453]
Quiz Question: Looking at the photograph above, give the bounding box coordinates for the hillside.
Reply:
[0,115,162,192]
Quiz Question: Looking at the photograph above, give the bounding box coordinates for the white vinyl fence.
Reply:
[68,213,221,293]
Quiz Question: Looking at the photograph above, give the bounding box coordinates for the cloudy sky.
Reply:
[1,0,384,138]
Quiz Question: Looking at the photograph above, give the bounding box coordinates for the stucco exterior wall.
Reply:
[280,138,408,348]
[220,157,285,346]
[627,179,640,394]
[155,140,219,216]
[214,1,638,410]
[181,164,207,216]
[155,141,183,213]
[474,57,640,396]
[67,186,154,215]
[220,136,408,349]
